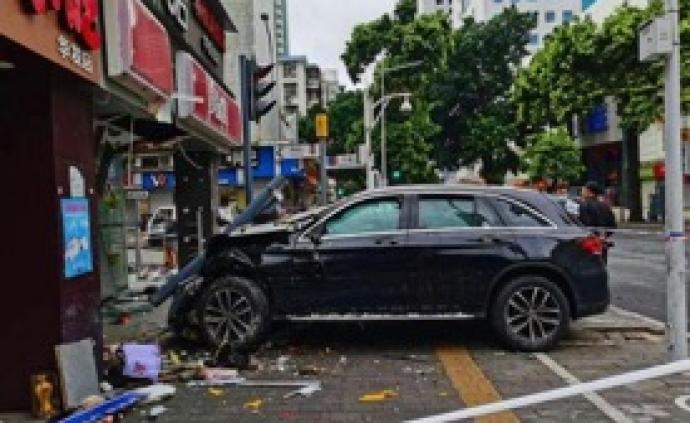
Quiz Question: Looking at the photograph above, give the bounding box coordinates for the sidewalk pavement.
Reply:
[3,306,690,423]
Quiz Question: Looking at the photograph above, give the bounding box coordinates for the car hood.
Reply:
[228,206,328,238]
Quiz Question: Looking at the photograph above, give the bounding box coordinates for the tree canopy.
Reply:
[521,127,584,186]
[341,1,536,184]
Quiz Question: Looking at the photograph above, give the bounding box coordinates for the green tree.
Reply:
[521,127,585,188]
[511,2,690,220]
[434,8,535,182]
[342,1,536,183]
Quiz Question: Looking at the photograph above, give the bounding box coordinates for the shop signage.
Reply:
[164,0,189,30]
[25,0,101,50]
[139,0,229,81]
[193,0,225,51]
[104,0,173,102]
[176,51,241,145]
[0,1,103,82]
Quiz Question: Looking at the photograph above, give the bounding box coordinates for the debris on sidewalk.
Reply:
[402,365,437,376]
[201,367,239,381]
[207,387,225,397]
[298,364,326,375]
[283,382,321,399]
[272,355,295,372]
[122,344,162,380]
[243,398,263,413]
[187,377,322,398]
[30,373,59,420]
[58,391,143,423]
[359,389,399,403]
[55,339,100,409]
[147,405,168,419]
[134,384,176,404]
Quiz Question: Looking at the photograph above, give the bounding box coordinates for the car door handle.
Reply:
[374,238,399,246]
[478,235,502,244]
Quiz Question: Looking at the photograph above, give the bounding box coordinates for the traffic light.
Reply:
[248,60,276,123]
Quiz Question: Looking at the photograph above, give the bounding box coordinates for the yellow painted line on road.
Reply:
[436,346,520,423]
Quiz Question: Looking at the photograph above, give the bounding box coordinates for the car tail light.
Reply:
[580,235,604,256]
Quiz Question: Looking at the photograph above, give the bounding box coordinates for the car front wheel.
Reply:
[196,276,269,351]
[490,276,570,352]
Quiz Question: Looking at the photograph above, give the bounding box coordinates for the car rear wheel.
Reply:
[196,276,269,351]
[490,276,570,352]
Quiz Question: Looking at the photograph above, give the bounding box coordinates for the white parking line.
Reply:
[534,353,633,423]
[608,306,667,331]
[404,359,690,422]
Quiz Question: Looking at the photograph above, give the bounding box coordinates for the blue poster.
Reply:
[61,198,93,279]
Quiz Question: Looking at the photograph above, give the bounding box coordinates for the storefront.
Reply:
[0,0,104,410]
[98,0,239,281]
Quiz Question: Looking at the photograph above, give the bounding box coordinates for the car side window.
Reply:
[418,196,503,229]
[492,198,551,227]
[324,198,401,236]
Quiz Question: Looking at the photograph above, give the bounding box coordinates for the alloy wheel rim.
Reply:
[504,286,561,343]
[204,288,253,343]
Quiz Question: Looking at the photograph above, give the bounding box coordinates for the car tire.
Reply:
[196,275,269,352]
[490,276,570,352]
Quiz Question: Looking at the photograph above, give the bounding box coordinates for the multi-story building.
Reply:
[274,0,290,56]
[417,0,582,53]
[321,68,342,106]
[306,64,323,110]
[580,0,648,23]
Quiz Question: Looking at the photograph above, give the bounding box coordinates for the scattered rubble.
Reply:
[359,389,399,403]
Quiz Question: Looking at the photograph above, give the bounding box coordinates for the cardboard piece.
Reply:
[122,344,161,380]
[55,339,100,410]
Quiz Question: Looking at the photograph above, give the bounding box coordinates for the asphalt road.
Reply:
[608,230,690,323]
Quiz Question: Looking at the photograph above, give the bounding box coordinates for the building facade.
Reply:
[0,0,105,409]
[275,0,290,56]
[418,0,582,53]
[321,68,342,106]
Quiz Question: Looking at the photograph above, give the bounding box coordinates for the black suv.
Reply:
[173,186,610,352]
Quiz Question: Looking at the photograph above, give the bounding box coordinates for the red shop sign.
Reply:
[176,51,241,144]
[193,0,225,51]
[25,0,101,50]
[112,0,173,98]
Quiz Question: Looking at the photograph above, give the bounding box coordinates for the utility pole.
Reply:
[316,113,329,205]
[240,55,254,204]
[664,0,687,360]
[363,87,374,190]
[380,71,387,187]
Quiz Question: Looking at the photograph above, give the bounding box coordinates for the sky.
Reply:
[288,0,398,89]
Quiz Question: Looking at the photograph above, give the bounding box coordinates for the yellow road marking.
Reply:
[436,345,520,423]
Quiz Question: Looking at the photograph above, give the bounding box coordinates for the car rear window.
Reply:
[491,198,553,228]
[418,196,503,229]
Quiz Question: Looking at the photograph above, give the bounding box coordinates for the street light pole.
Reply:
[381,70,387,187]
[664,0,687,360]
[363,87,375,190]
[379,60,423,187]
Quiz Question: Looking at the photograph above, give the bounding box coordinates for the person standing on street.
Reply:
[578,181,617,229]
[578,181,616,263]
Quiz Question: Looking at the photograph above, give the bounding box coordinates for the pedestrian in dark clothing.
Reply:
[578,181,617,229]
[578,181,616,263]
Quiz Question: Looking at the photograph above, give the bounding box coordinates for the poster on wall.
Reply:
[61,198,93,279]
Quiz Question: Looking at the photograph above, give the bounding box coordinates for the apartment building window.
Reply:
[529,33,539,45]
[562,10,574,23]
[284,83,298,105]
[283,63,297,78]
[545,11,556,23]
